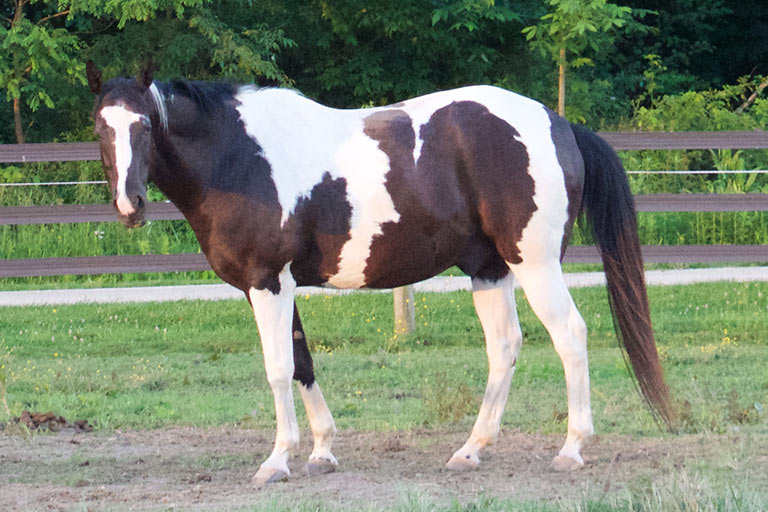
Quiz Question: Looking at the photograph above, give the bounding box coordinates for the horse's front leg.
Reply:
[248,270,300,484]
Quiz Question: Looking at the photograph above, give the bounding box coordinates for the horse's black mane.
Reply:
[99,76,240,111]
[161,79,240,113]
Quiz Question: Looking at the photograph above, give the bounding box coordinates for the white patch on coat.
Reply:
[508,258,592,466]
[235,88,400,289]
[298,382,337,465]
[328,131,399,288]
[449,273,522,467]
[476,87,570,262]
[99,105,146,216]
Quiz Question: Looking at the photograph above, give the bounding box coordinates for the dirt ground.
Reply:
[1,425,766,511]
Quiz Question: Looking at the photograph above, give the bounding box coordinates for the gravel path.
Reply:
[1,266,767,307]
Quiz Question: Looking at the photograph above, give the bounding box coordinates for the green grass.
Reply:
[235,485,768,512]
[0,282,767,511]
[0,282,766,434]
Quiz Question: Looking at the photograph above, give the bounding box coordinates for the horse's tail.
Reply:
[570,123,675,429]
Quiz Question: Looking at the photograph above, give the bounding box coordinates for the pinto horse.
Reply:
[86,62,673,484]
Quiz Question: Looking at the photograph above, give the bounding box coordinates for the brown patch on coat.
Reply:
[361,109,474,287]
[360,102,538,287]
[289,173,353,286]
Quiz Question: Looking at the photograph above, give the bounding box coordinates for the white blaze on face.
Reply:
[99,105,145,216]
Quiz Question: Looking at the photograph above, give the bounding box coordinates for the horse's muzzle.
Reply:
[115,195,147,228]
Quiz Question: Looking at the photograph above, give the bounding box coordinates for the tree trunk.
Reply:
[557,47,566,117]
[13,96,25,144]
[735,78,768,114]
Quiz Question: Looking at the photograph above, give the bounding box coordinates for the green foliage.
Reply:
[617,0,732,96]
[522,0,634,58]
[1,0,297,142]
[622,72,768,197]
[1,1,86,142]
[0,15,83,110]
[521,0,642,119]
[431,0,521,32]
[277,1,535,107]
[569,72,768,247]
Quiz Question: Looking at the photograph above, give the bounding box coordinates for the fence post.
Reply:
[393,285,415,334]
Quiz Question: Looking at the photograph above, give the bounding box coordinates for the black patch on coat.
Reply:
[547,109,585,260]
[289,173,353,286]
[437,101,536,266]
[291,303,315,388]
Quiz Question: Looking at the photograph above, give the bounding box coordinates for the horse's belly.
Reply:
[325,211,470,289]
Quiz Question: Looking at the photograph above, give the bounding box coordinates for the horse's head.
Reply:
[87,61,161,228]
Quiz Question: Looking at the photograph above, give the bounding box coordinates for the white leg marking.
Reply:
[248,270,299,483]
[448,273,522,470]
[99,106,146,216]
[298,382,338,472]
[511,260,593,469]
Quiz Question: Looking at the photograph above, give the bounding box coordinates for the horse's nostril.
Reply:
[136,196,145,209]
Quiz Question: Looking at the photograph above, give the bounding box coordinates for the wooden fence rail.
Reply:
[2,131,767,280]
[3,131,768,164]
[3,194,768,227]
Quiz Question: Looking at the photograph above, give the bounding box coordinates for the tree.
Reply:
[1,0,83,143]
[1,0,295,144]
[274,0,532,108]
[522,0,637,118]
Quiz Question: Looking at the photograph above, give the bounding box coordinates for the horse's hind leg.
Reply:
[447,272,522,471]
[292,304,338,475]
[511,259,593,471]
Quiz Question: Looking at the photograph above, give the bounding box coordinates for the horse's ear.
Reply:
[138,57,154,89]
[86,60,102,94]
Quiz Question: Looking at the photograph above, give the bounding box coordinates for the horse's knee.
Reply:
[487,338,517,375]
[266,368,294,391]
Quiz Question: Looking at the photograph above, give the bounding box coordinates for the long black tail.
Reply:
[570,123,675,428]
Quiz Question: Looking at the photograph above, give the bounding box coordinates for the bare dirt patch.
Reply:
[1,426,766,511]
[4,411,94,433]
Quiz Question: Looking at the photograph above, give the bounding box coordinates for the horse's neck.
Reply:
[149,114,209,214]
[148,92,267,217]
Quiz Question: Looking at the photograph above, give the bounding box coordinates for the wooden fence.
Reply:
[2,131,768,280]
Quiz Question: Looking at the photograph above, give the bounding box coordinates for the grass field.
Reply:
[1,281,767,510]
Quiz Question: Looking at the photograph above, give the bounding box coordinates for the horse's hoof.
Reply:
[550,455,583,472]
[252,466,289,485]
[446,454,479,471]
[304,458,337,476]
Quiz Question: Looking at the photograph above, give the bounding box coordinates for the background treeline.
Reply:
[3,0,768,143]
[2,0,768,286]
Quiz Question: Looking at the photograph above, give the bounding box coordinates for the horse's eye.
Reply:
[141,118,151,132]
